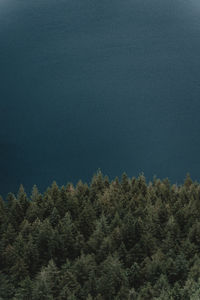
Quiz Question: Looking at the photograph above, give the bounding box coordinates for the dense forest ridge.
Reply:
[1,172,200,299]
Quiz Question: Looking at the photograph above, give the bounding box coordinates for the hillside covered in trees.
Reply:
[1,172,200,299]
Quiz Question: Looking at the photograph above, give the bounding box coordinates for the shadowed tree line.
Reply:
[1,171,200,299]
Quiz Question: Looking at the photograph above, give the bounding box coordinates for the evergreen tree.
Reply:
[59,260,80,299]
[1,172,200,299]
[17,184,29,217]
[97,254,128,299]
[77,200,96,240]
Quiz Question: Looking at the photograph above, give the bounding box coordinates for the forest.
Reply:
[1,171,200,299]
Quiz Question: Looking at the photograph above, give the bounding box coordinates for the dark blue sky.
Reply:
[0,0,200,197]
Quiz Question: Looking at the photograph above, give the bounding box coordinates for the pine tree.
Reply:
[17,184,29,217]
[77,200,96,240]
[0,196,7,233]
[59,260,80,299]
[97,254,128,299]
[73,253,97,298]
[49,207,60,227]
[13,276,33,300]
[0,272,15,299]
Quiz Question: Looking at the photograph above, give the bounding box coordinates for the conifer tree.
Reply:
[1,172,200,299]
[97,254,128,299]
[17,184,29,216]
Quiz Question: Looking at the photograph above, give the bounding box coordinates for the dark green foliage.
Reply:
[97,254,128,299]
[1,174,200,299]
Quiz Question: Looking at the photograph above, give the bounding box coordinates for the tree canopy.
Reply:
[1,172,200,299]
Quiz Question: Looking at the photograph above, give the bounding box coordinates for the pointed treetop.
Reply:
[184,173,193,188]
[31,185,40,202]
[18,184,25,196]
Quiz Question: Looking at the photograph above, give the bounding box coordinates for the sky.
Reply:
[0,0,200,197]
